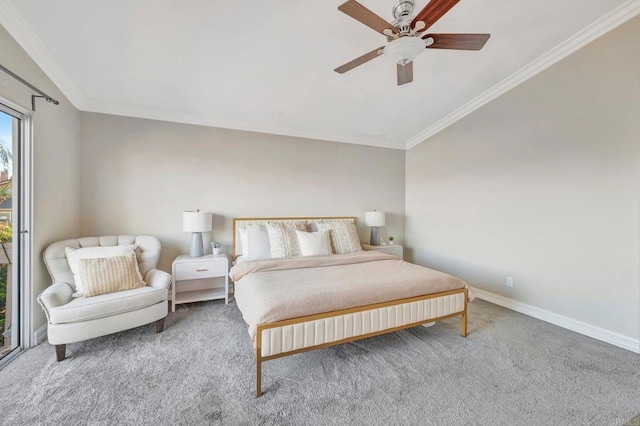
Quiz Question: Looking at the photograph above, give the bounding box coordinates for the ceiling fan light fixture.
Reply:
[383,36,425,65]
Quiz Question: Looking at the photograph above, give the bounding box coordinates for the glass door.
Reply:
[0,104,20,362]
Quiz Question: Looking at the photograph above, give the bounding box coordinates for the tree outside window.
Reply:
[0,142,12,348]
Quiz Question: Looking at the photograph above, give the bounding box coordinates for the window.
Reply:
[0,101,28,365]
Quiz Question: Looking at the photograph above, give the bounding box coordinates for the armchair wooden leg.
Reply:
[55,344,66,362]
[155,318,165,333]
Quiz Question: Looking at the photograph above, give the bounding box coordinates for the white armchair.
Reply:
[38,235,172,361]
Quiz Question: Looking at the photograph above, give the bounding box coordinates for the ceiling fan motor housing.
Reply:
[392,0,416,35]
[392,0,415,19]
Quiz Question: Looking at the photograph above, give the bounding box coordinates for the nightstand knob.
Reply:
[196,268,209,272]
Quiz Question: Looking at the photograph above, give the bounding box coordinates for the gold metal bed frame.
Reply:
[232,217,468,397]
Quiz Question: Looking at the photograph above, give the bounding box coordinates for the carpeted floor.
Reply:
[0,299,638,425]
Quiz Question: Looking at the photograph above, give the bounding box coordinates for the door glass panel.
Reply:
[0,108,17,360]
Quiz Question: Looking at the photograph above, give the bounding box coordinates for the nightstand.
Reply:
[171,254,229,312]
[362,244,404,259]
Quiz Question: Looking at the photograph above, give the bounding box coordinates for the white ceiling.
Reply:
[0,0,637,149]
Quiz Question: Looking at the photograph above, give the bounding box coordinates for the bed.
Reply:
[230,217,471,397]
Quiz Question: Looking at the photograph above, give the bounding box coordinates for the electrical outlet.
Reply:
[506,277,514,287]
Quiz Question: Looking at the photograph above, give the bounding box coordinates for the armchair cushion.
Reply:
[48,286,167,324]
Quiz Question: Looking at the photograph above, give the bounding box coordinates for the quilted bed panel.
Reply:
[260,292,465,357]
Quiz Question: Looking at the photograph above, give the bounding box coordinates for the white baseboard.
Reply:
[473,288,640,354]
[33,324,47,346]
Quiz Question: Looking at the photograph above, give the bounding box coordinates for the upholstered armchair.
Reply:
[37,235,172,361]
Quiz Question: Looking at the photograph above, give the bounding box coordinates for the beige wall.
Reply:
[0,25,81,335]
[79,113,405,272]
[406,17,640,341]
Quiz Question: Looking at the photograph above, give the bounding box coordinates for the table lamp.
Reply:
[365,211,385,246]
[183,210,212,257]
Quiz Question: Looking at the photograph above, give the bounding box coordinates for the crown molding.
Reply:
[0,0,86,109]
[404,0,640,150]
[81,98,405,150]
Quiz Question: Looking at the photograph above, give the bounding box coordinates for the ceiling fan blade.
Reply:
[334,46,384,74]
[397,62,413,86]
[424,33,491,50]
[338,0,397,35]
[411,0,460,31]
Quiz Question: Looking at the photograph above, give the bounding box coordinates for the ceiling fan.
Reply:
[334,0,490,85]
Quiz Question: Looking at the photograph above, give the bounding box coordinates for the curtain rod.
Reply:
[0,63,60,111]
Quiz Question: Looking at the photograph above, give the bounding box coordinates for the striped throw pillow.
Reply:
[316,219,363,254]
[79,252,145,297]
[266,222,308,258]
[65,244,139,295]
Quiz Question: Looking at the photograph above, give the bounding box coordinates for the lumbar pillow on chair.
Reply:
[65,245,140,296]
[79,252,145,297]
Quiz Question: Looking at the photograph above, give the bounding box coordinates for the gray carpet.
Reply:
[0,299,638,426]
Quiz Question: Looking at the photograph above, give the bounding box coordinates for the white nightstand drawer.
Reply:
[174,260,226,281]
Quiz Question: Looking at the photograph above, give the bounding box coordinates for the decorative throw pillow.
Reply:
[79,252,145,297]
[65,244,139,295]
[266,222,308,258]
[295,230,333,257]
[316,219,363,254]
[246,224,272,259]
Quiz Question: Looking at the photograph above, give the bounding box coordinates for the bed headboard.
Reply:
[232,216,357,259]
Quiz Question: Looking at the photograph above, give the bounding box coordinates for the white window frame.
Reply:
[0,96,33,369]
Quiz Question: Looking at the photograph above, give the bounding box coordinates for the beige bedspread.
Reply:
[230,251,472,338]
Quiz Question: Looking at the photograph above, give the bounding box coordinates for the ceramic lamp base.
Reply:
[189,232,204,257]
[369,227,380,246]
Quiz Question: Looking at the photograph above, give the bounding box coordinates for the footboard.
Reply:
[254,288,468,396]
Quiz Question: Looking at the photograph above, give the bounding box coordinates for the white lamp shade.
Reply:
[182,211,212,232]
[365,211,385,227]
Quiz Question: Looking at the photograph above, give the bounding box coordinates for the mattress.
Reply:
[229,251,472,338]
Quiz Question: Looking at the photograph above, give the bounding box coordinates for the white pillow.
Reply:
[65,245,140,296]
[296,230,332,257]
[238,228,249,257]
[232,255,249,266]
[246,224,271,259]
